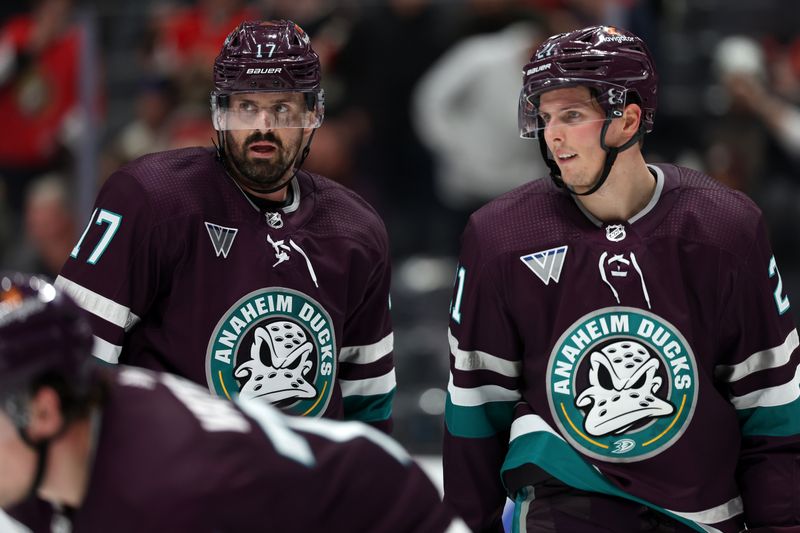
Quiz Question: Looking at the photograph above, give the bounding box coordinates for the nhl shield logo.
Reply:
[546,307,698,462]
[206,288,336,417]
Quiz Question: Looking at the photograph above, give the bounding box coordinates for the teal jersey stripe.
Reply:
[445,395,516,438]
[737,394,800,437]
[502,431,708,533]
[343,390,394,422]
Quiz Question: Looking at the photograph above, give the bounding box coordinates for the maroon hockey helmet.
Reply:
[519,25,658,139]
[211,20,324,131]
[0,273,94,396]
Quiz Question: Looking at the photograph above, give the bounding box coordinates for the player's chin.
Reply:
[250,175,290,193]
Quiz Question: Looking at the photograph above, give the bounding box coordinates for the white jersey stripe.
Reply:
[286,415,409,464]
[667,496,743,528]
[449,329,521,377]
[237,399,315,466]
[55,275,140,330]
[730,362,800,409]
[509,413,563,442]
[715,329,799,383]
[92,335,122,364]
[339,369,396,397]
[339,333,393,364]
[447,374,521,407]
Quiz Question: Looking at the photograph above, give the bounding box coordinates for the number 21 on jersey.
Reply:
[71,208,123,264]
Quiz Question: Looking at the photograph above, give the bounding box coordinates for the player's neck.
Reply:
[575,155,655,223]
[239,181,290,203]
[37,416,95,508]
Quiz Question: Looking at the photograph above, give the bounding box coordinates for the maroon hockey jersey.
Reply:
[56,147,394,430]
[444,164,800,532]
[9,367,461,532]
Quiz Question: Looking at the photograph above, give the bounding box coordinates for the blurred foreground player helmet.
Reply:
[211,20,325,132]
[0,273,94,401]
[518,26,658,195]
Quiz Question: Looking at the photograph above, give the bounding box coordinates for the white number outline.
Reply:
[450,265,466,324]
[71,208,123,265]
[769,255,791,315]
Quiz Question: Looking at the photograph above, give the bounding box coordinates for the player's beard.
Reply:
[225,130,302,194]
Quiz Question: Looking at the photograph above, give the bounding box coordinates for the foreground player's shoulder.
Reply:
[656,163,763,255]
[304,171,389,253]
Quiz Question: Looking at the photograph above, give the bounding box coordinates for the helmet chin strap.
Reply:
[216,130,317,196]
[24,441,50,501]
[539,114,644,197]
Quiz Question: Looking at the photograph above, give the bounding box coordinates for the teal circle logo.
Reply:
[206,288,336,417]
[546,307,698,462]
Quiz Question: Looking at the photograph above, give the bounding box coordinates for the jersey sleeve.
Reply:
[714,216,800,529]
[337,224,395,433]
[443,218,522,532]
[55,171,160,364]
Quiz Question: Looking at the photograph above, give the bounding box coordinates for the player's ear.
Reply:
[27,387,65,440]
[622,103,642,134]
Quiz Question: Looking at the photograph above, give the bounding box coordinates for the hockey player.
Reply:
[0,274,465,532]
[54,20,395,431]
[443,25,800,533]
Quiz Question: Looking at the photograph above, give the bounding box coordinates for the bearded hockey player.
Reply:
[54,20,395,431]
[0,274,465,532]
[443,25,800,533]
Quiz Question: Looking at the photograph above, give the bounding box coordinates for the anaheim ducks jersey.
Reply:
[57,147,395,430]
[444,164,800,533]
[9,367,462,533]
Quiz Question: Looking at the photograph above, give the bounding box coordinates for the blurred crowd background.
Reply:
[2,0,800,455]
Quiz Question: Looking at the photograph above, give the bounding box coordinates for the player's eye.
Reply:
[273,103,290,114]
[563,110,583,122]
[538,113,551,125]
[239,102,259,114]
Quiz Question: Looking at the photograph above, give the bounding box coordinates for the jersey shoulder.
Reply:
[304,172,389,254]
[108,147,233,223]
[654,163,763,257]
[465,178,570,263]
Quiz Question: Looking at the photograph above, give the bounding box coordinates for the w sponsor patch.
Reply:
[205,222,238,258]
[520,246,568,285]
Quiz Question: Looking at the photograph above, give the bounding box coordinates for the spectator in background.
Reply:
[12,174,77,277]
[714,34,800,268]
[413,18,547,226]
[335,0,455,257]
[100,77,178,180]
[0,0,82,220]
[719,35,800,162]
[147,0,259,108]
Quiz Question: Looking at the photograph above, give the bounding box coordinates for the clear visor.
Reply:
[212,89,324,131]
[518,79,628,139]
